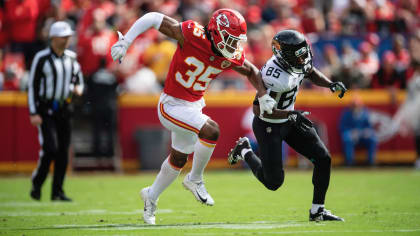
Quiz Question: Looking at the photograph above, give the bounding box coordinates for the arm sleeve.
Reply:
[28,54,43,115]
[124,12,164,43]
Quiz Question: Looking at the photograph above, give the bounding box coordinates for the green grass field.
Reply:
[1,169,420,236]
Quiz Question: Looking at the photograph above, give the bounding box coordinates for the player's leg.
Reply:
[51,116,71,201]
[140,100,203,224]
[30,115,56,200]
[157,96,216,205]
[229,117,286,191]
[141,131,193,224]
[285,126,343,221]
[183,120,217,206]
[188,119,219,183]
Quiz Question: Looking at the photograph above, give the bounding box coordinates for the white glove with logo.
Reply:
[258,94,276,115]
[111,31,131,63]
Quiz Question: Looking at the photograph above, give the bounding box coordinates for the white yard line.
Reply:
[184,228,420,235]
[0,201,78,207]
[51,222,309,231]
[0,209,172,217]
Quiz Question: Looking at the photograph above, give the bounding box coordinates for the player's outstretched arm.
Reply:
[233,60,276,114]
[306,67,347,98]
[111,13,184,62]
[233,59,266,96]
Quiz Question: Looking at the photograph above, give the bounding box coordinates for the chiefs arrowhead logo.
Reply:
[221,60,231,69]
[216,14,230,27]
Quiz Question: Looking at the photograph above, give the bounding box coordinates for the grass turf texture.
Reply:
[0,169,419,236]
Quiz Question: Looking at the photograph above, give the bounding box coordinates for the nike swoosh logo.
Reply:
[196,191,207,203]
[266,82,274,87]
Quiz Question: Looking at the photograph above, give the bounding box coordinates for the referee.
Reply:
[28,21,84,201]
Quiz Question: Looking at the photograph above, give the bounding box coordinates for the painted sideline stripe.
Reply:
[11,222,420,233]
[185,228,420,235]
[0,209,172,217]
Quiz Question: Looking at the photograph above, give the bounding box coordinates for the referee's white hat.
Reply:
[49,21,74,38]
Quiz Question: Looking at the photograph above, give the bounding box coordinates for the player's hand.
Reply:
[258,94,276,115]
[329,82,347,98]
[287,110,313,132]
[111,31,130,63]
[30,114,42,126]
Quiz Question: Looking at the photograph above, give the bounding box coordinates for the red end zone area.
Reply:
[0,90,416,172]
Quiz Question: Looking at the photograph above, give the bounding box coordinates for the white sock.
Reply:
[189,139,216,182]
[241,148,252,158]
[148,157,180,201]
[311,204,325,214]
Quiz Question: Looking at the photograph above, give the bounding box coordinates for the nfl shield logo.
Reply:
[221,60,231,69]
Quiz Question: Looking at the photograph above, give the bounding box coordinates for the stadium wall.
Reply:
[0,90,416,173]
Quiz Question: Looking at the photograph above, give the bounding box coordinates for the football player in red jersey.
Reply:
[111,9,276,224]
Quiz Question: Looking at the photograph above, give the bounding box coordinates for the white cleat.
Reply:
[140,187,157,225]
[182,174,214,206]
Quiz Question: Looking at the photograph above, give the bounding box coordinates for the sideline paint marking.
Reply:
[0,209,172,217]
[51,222,308,231]
[184,228,420,235]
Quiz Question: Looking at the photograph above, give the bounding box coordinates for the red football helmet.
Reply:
[207,9,247,59]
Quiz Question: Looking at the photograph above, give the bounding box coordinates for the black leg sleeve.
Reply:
[285,125,331,204]
[247,117,286,191]
[52,116,71,195]
[32,116,58,189]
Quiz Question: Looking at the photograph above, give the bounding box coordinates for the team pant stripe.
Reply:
[199,138,217,148]
[159,103,200,134]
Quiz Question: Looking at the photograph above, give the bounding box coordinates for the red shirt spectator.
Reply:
[371,51,407,89]
[78,29,117,77]
[0,9,8,48]
[4,0,39,43]
[77,0,115,35]
[77,8,117,77]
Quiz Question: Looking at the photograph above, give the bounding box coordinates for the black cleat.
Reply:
[228,137,251,165]
[309,207,344,221]
[51,192,72,202]
[30,187,41,201]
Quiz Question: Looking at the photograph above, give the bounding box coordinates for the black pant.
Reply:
[32,111,71,196]
[245,116,331,204]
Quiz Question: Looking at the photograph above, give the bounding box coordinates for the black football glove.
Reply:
[287,110,313,132]
[329,82,347,98]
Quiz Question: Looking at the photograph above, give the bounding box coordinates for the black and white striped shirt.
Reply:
[28,47,84,115]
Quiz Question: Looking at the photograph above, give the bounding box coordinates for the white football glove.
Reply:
[258,94,276,115]
[111,31,130,63]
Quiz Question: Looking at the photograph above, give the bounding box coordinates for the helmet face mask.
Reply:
[272,30,313,74]
[208,9,247,59]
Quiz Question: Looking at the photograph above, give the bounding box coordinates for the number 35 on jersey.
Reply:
[176,57,222,91]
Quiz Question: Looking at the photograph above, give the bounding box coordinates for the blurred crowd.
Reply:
[1,0,420,93]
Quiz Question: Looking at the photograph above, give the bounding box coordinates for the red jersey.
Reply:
[164,20,245,102]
